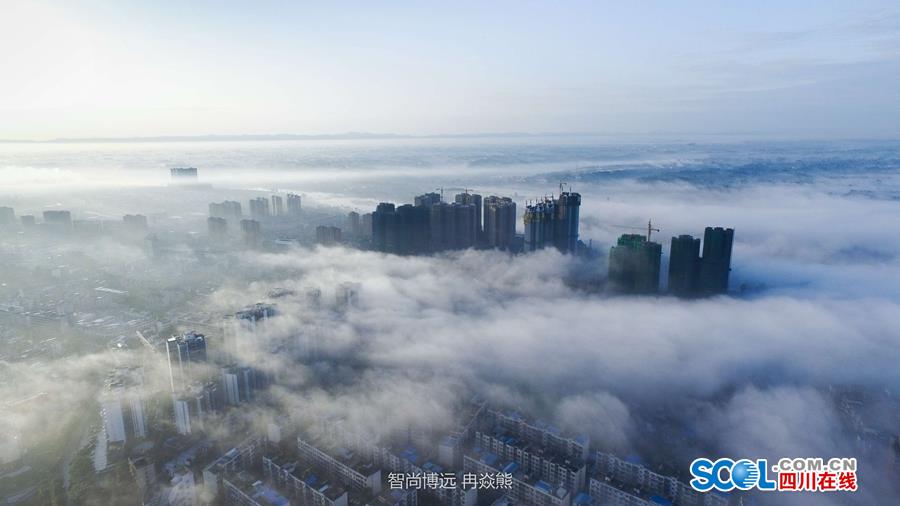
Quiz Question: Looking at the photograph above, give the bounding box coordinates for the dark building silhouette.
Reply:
[668,235,701,296]
[608,234,662,294]
[554,191,581,253]
[454,192,482,242]
[371,192,508,254]
[698,227,734,294]
[208,217,228,238]
[523,191,581,254]
[395,204,430,254]
[483,196,517,250]
[430,202,476,251]
[414,192,442,208]
[372,202,396,252]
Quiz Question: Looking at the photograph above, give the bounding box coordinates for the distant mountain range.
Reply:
[0,131,596,144]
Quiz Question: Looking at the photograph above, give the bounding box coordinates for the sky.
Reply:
[1,0,899,140]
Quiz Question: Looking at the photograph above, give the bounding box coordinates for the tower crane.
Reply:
[610,219,660,242]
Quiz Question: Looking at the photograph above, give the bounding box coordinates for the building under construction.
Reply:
[608,234,662,294]
[523,190,581,254]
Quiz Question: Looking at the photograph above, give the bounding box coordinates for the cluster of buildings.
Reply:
[522,190,581,254]
[190,401,727,506]
[367,191,503,255]
[208,193,302,245]
[608,227,734,296]
[365,191,520,255]
[0,206,150,236]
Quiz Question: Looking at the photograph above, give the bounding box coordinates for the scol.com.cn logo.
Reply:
[689,457,858,493]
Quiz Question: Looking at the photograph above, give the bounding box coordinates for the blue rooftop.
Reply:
[481,452,499,467]
[650,496,673,506]
[574,492,592,505]
[502,461,519,474]
[534,480,552,493]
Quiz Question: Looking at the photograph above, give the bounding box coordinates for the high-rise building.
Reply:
[414,192,442,208]
[483,196,516,250]
[173,397,192,435]
[170,167,198,181]
[240,219,261,246]
[123,214,148,231]
[554,192,580,253]
[372,203,397,252]
[0,207,15,225]
[249,197,270,220]
[43,210,72,228]
[316,225,342,245]
[347,212,361,237]
[101,397,127,442]
[221,365,255,405]
[455,193,483,242]
[431,202,476,251]
[101,367,148,443]
[207,217,228,238]
[608,234,662,294]
[523,200,556,252]
[235,303,277,327]
[271,195,284,216]
[209,201,242,222]
[395,204,430,254]
[20,215,35,228]
[173,381,219,435]
[698,227,734,294]
[128,457,158,502]
[361,213,373,239]
[523,191,581,253]
[165,332,208,393]
[668,235,701,296]
[286,193,302,215]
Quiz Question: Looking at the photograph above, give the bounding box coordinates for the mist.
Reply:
[1,138,898,505]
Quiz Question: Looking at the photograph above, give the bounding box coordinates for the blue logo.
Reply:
[690,458,777,492]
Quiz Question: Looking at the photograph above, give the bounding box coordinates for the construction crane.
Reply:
[610,219,660,242]
[434,187,474,200]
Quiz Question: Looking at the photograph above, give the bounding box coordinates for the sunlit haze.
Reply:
[3,1,900,140]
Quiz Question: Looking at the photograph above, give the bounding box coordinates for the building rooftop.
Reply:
[301,433,378,477]
[484,429,585,470]
[245,477,289,506]
[467,448,569,500]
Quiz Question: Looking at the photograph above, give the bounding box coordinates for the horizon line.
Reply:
[3,130,890,144]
